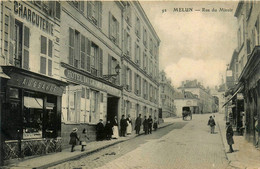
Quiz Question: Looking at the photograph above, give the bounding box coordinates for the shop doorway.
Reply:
[107,95,119,122]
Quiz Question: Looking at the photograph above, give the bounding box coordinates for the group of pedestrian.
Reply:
[96,117,120,141]
[69,114,159,152]
[135,114,158,135]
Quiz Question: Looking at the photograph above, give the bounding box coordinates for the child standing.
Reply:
[208,116,216,134]
[69,128,80,152]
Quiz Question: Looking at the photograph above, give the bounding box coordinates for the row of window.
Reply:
[70,1,159,60]
[124,2,158,58]
[122,66,158,103]
[124,100,157,117]
[5,15,52,76]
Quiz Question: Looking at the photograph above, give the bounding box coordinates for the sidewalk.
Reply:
[216,114,260,169]
[4,122,173,169]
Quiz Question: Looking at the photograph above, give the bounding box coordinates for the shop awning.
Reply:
[222,86,243,107]
[24,96,43,109]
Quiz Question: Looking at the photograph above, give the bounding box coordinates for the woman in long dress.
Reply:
[111,116,119,139]
[126,114,132,135]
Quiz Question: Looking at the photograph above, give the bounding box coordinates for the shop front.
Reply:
[1,66,67,161]
[238,46,260,145]
[60,64,122,146]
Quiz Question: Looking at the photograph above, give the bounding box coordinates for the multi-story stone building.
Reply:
[159,71,175,118]
[225,1,260,147]
[121,1,160,124]
[0,1,66,162]
[178,80,214,114]
[0,0,160,163]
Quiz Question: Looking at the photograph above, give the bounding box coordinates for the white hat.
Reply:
[73,128,78,132]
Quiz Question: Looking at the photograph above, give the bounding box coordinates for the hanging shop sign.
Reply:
[237,93,244,100]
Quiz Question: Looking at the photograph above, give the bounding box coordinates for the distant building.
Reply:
[178,80,214,114]
[159,71,175,118]
[173,91,199,117]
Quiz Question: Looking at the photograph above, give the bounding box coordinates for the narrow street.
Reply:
[49,114,229,169]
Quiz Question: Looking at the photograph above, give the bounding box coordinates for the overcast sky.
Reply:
[140,1,238,88]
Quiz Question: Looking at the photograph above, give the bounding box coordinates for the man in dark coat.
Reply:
[226,122,234,153]
[135,114,142,134]
[120,115,128,137]
[208,116,216,134]
[143,116,148,135]
[148,115,153,134]
[104,120,113,140]
[96,119,104,141]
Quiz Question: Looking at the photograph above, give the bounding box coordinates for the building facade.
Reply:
[226,1,260,147]
[59,1,123,146]
[121,1,160,127]
[0,1,67,161]
[0,0,160,163]
[159,71,175,118]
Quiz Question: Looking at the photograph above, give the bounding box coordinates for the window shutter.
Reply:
[86,37,91,72]
[23,49,29,70]
[81,35,85,69]
[98,2,102,28]
[116,20,119,45]
[24,26,30,48]
[55,2,61,19]
[87,1,92,18]
[129,69,132,91]
[81,87,85,98]
[9,15,14,64]
[48,59,52,76]
[41,36,47,54]
[139,77,141,95]
[80,1,84,12]
[108,54,112,75]
[40,56,46,74]
[123,65,126,86]
[124,30,127,53]
[109,12,112,39]
[69,28,74,65]
[134,73,137,93]
[99,48,103,77]
[48,39,52,57]
[129,36,132,58]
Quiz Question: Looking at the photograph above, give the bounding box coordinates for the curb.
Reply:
[36,122,174,169]
[216,121,229,161]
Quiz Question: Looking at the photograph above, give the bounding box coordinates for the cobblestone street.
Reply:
[49,114,230,169]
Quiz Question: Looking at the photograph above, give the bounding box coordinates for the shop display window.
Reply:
[23,96,43,139]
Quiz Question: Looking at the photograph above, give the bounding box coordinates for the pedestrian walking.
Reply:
[80,128,89,152]
[148,115,153,134]
[126,114,132,135]
[143,116,148,135]
[96,119,104,141]
[111,116,119,139]
[135,114,142,134]
[226,122,234,153]
[69,128,80,152]
[120,115,128,137]
[208,116,216,134]
[153,117,158,131]
[104,120,113,140]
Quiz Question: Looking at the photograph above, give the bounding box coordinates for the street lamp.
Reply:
[103,64,121,80]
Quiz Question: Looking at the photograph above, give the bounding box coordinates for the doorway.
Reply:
[107,95,119,122]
